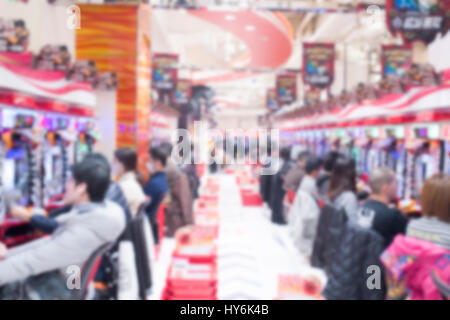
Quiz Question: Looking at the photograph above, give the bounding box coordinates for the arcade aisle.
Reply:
[0,0,450,303]
[154,169,326,300]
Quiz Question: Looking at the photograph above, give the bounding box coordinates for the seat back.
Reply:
[431,269,450,300]
[72,242,112,300]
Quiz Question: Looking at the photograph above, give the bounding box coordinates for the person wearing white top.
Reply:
[114,148,147,217]
[288,156,323,259]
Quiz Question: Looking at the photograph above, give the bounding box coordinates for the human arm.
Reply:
[0,243,7,261]
[0,223,102,286]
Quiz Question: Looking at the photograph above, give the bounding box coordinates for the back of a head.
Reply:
[369,167,395,195]
[72,154,111,203]
[297,150,311,163]
[305,156,323,175]
[149,145,168,167]
[84,153,111,173]
[114,147,137,172]
[327,155,356,200]
[420,173,450,223]
[323,151,341,172]
[159,142,173,158]
[280,146,291,161]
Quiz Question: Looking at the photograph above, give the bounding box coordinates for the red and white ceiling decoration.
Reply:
[0,53,96,108]
[280,84,450,131]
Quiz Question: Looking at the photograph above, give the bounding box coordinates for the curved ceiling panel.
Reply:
[189,9,293,69]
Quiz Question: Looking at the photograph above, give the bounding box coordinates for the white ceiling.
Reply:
[151,3,396,124]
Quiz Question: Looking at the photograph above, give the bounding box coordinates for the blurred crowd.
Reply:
[260,147,450,300]
[0,142,199,299]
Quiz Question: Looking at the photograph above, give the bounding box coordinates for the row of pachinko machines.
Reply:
[281,121,450,214]
[0,104,97,247]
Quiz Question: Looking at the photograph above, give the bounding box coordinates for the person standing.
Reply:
[317,151,340,196]
[158,142,194,237]
[269,147,293,224]
[327,155,359,222]
[144,146,169,222]
[357,167,408,248]
[283,150,310,192]
[288,156,323,258]
[113,148,147,218]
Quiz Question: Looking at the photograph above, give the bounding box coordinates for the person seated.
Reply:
[144,146,169,241]
[10,153,131,233]
[0,156,126,296]
[381,174,450,300]
[357,167,408,249]
[113,148,146,218]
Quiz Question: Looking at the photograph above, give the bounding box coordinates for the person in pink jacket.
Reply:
[380,174,450,300]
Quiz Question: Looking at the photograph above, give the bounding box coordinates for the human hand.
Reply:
[0,243,7,260]
[9,206,32,222]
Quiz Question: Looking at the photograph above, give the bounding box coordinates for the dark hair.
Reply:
[420,173,450,223]
[59,45,68,52]
[114,147,137,172]
[327,155,356,200]
[72,153,111,202]
[297,150,311,162]
[305,156,323,175]
[323,151,341,172]
[159,142,173,158]
[14,20,25,28]
[280,146,291,161]
[149,146,167,167]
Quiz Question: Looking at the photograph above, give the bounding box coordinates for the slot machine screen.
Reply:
[44,146,64,198]
[4,147,30,206]
[15,114,35,129]
[414,127,428,139]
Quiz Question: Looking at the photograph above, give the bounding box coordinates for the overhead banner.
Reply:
[266,88,278,111]
[172,79,192,105]
[276,73,297,106]
[381,44,413,77]
[386,0,450,44]
[152,53,178,90]
[303,43,335,89]
[304,86,321,107]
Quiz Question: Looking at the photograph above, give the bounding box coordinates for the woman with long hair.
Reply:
[327,155,358,221]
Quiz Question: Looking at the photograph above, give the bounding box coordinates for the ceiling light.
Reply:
[225,14,236,21]
[245,25,255,32]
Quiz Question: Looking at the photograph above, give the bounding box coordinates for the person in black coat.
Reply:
[269,147,293,225]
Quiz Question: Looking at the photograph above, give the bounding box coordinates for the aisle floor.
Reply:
[151,173,326,300]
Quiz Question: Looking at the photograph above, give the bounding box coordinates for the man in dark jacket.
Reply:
[269,147,293,225]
